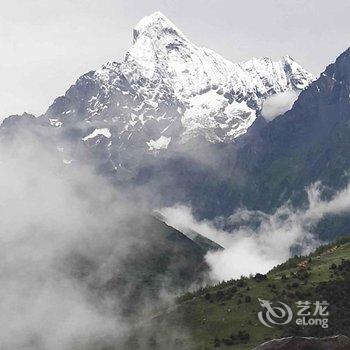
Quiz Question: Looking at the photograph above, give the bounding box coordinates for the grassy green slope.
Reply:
[147,237,350,350]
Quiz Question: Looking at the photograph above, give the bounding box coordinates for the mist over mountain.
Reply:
[0,129,215,349]
[3,12,350,264]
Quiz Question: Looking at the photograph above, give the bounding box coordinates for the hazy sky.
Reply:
[1,0,350,120]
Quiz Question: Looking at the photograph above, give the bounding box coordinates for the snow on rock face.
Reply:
[119,12,314,142]
[49,119,62,128]
[181,91,257,142]
[45,11,314,165]
[83,128,111,141]
[147,135,171,151]
[133,11,188,44]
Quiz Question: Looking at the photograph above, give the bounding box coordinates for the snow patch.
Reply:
[146,136,171,151]
[82,128,111,141]
[49,119,62,128]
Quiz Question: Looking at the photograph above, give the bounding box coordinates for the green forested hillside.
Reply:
[124,237,350,350]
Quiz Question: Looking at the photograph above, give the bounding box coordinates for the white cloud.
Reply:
[160,182,350,282]
[261,90,300,121]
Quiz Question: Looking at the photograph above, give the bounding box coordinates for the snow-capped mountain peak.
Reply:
[123,13,314,141]
[43,12,314,171]
[133,11,188,44]
[280,55,313,89]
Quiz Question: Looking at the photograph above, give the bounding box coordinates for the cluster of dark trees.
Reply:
[214,330,250,347]
[283,259,350,338]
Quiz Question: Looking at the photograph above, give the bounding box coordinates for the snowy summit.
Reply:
[45,12,314,162]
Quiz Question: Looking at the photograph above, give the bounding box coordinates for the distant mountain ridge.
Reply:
[237,47,350,211]
[139,45,350,226]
